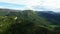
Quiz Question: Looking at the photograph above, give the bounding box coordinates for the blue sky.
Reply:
[0,2,27,10]
[0,0,60,12]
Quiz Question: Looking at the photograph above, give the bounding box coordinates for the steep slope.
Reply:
[0,9,52,34]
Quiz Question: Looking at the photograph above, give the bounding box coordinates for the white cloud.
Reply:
[42,0,60,8]
[0,0,60,12]
[0,0,41,10]
[0,0,41,6]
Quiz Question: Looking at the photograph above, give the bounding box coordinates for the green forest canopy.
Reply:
[0,10,60,34]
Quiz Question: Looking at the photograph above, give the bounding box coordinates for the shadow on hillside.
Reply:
[4,22,59,34]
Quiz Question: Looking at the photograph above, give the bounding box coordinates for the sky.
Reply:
[0,0,60,12]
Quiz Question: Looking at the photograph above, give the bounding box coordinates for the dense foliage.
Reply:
[0,9,60,34]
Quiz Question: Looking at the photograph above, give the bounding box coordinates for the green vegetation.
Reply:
[0,9,60,34]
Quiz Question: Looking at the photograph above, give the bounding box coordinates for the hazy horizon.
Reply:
[0,0,60,12]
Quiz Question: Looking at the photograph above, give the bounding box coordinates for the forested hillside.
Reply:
[0,9,60,34]
[37,11,60,25]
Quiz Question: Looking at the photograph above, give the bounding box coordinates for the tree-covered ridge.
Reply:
[0,9,60,34]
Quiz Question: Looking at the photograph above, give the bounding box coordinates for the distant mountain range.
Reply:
[37,11,60,25]
[0,8,60,25]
